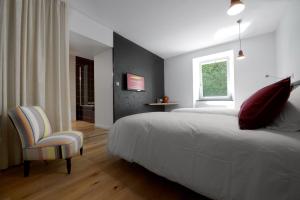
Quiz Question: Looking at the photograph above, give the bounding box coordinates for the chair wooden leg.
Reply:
[80,147,83,156]
[66,158,71,174]
[24,160,30,177]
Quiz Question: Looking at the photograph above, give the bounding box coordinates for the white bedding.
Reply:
[172,107,238,116]
[108,111,300,200]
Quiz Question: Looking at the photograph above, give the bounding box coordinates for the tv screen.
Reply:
[127,73,145,91]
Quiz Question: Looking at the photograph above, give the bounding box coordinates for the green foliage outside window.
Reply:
[201,61,228,97]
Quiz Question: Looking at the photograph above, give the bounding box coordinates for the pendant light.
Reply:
[237,19,246,60]
[227,0,245,16]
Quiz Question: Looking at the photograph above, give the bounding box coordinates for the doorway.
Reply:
[76,56,95,123]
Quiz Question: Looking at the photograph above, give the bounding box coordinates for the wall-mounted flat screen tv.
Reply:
[126,73,145,91]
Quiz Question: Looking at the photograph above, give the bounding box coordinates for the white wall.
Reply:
[165,33,277,109]
[69,55,76,121]
[94,49,114,129]
[276,1,300,80]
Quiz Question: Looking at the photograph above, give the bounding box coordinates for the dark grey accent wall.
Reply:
[113,33,164,122]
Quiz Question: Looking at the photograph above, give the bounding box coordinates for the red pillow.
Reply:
[238,78,291,130]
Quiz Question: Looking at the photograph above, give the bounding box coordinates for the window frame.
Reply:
[198,57,233,101]
[192,50,235,106]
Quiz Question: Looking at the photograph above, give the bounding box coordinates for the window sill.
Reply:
[195,100,234,108]
[197,98,233,102]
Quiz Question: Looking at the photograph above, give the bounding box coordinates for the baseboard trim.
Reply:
[95,124,112,130]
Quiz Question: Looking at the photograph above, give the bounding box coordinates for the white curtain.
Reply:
[0,0,71,170]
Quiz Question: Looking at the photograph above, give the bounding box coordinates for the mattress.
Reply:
[108,111,300,200]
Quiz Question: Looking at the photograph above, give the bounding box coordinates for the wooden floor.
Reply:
[0,121,210,200]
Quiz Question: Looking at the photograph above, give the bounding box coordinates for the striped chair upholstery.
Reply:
[8,106,83,176]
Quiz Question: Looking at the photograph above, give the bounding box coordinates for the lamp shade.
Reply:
[237,50,246,60]
[227,0,245,16]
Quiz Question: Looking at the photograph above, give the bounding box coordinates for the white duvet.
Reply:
[172,107,239,116]
[108,111,300,200]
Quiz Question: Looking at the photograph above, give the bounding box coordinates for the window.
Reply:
[193,51,234,102]
[200,59,231,100]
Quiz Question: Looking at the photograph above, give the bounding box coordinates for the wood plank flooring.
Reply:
[0,121,210,200]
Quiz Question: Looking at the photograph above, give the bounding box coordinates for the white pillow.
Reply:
[267,86,300,132]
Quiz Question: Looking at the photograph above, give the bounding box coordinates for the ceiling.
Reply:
[70,0,291,59]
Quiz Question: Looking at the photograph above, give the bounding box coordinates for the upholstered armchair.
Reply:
[8,106,83,177]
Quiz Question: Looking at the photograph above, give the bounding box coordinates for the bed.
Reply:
[107,109,300,200]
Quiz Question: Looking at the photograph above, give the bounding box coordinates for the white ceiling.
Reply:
[70,0,291,59]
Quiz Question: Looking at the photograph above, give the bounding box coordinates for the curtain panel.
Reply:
[0,0,71,170]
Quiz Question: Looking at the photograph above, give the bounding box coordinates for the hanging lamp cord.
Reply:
[238,20,242,50]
